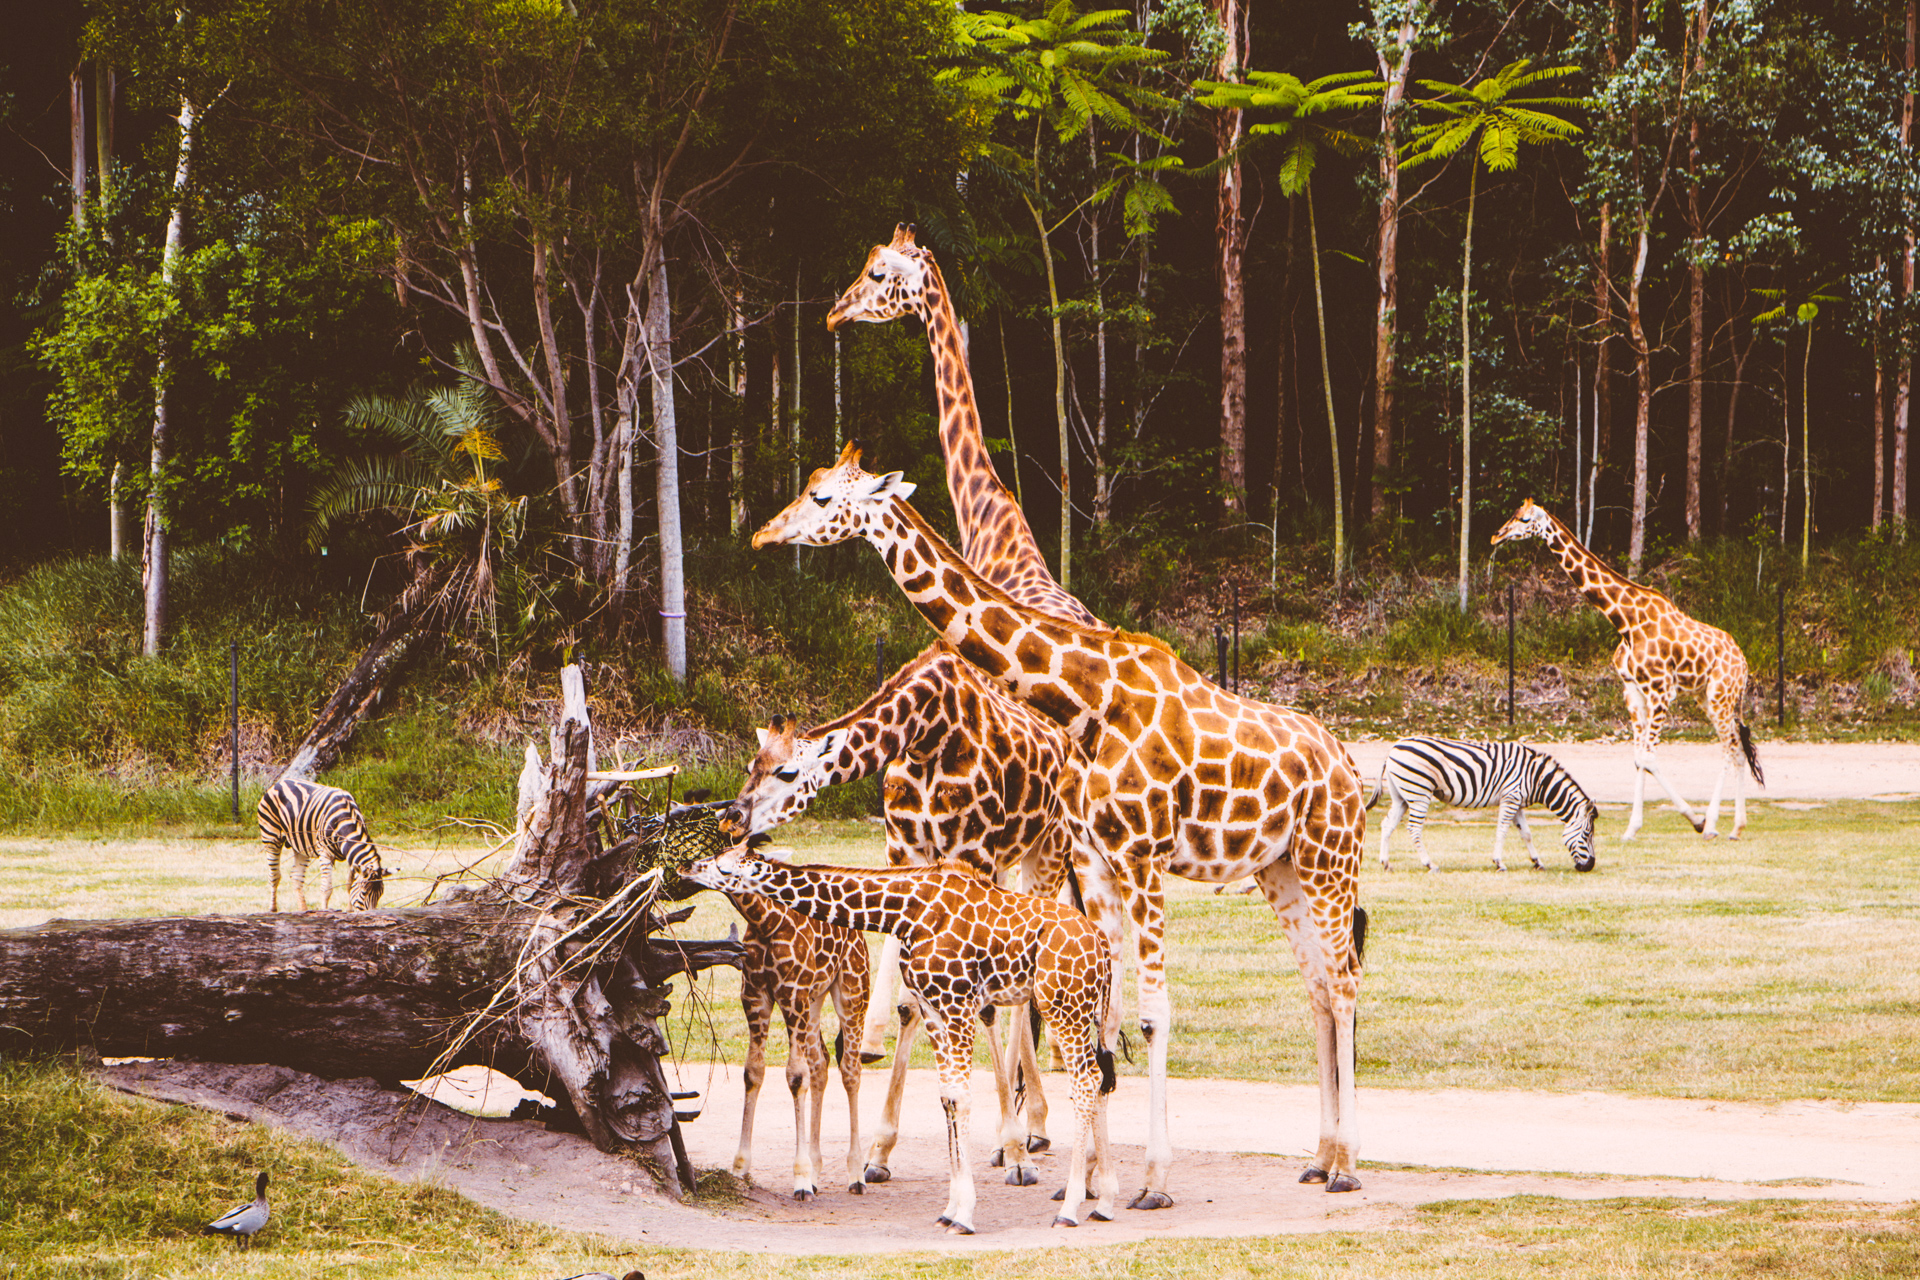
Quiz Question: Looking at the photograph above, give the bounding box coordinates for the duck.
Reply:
[401,1065,558,1120]
[202,1171,269,1248]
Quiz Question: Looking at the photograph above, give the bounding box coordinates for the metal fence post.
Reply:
[1507,584,1516,728]
[230,640,240,821]
[1776,580,1786,727]
[1214,625,1227,689]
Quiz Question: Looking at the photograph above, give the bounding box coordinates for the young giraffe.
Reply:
[1491,499,1764,838]
[754,444,1370,1200]
[827,224,1100,632]
[724,876,869,1201]
[727,640,1126,1185]
[684,847,1119,1235]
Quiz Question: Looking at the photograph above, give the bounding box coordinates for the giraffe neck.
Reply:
[804,647,959,784]
[867,497,1103,728]
[916,262,1064,601]
[746,862,943,943]
[1537,511,1646,632]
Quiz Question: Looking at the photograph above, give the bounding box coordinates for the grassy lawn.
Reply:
[3,798,1917,1276]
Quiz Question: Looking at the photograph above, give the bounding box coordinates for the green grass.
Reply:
[3,1058,1917,1278]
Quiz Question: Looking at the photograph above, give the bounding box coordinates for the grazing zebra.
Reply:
[1369,737,1598,873]
[259,777,387,911]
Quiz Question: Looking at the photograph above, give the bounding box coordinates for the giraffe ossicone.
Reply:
[1491,499,1763,839]
[683,845,1120,1234]
[754,442,1369,1199]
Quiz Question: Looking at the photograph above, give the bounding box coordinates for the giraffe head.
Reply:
[826,224,932,331]
[751,441,915,550]
[1490,498,1554,548]
[725,715,846,836]
[682,842,781,898]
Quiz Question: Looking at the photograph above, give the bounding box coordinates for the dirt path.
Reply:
[104,1060,1920,1254]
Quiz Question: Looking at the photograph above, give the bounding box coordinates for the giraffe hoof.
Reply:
[1090,1209,1112,1222]
[858,1052,888,1065]
[1050,1187,1066,1202]
[1126,1189,1174,1210]
[989,1149,1004,1168]
[1052,1215,1078,1228]
[1026,1135,1051,1153]
[1326,1172,1363,1194]
[1005,1164,1039,1187]
[1299,1166,1330,1185]
[793,1187,814,1202]
[863,1165,892,1184]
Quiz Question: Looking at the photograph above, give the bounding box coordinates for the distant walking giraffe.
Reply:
[725,879,869,1201]
[727,641,1126,1183]
[1491,499,1763,838]
[828,224,1099,630]
[685,847,1118,1235]
[754,444,1370,1200]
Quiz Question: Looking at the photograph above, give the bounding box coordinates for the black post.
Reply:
[1776,579,1786,727]
[229,640,240,820]
[1231,583,1241,693]
[1507,584,1516,728]
[1214,625,1228,689]
[875,636,885,692]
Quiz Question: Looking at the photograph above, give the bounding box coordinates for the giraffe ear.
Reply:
[867,471,915,501]
[755,726,771,749]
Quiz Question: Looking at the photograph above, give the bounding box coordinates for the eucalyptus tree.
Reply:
[1404,59,1581,609]
[954,0,1167,591]
[1196,70,1381,591]
[1755,281,1839,570]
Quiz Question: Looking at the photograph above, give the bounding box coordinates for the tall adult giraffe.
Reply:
[827,224,1098,630]
[754,444,1370,1201]
[1491,499,1764,838]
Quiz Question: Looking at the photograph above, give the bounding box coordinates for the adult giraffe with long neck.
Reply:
[827,224,1098,630]
[1491,499,1763,838]
[754,444,1370,1200]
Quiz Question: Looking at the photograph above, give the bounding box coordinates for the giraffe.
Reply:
[827,223,1099,631]
[683,846,1119,1235]
[723,874,869,1201]
[1490,499,1764,839]
[752,443,1370,1200]
[726,640,1127,1184]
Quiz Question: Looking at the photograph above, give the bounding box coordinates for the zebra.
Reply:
[259,777,387,911]
[1368,737,1598,873]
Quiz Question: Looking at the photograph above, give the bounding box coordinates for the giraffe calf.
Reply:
[685,847,1119,1235]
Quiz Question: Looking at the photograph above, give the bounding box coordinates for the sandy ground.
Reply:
[103,1053,1920,1254]
[1343,739,1920,804]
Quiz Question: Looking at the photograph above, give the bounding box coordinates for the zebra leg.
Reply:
[1491,797,1519,871]
[292,849,312,912]
[321,852,337,911]
[1407,799,1436,872]
[1377,792,1407,871]
[265,840,283,913]
[1513,807,1544,869]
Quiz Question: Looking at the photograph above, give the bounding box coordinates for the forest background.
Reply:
[3,0,1919,833]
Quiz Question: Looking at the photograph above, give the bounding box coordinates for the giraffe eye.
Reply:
[869,269,885,282]
[812,493,830,508]
[773,768,799,783]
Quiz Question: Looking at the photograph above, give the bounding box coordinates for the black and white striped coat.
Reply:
[259,778,386,910]
[1368,737,1598,872]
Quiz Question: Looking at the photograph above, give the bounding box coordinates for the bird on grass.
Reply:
[554,1272,644,1280]
[202,1171,270,1249]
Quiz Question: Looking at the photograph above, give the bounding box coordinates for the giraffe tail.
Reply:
[1738,722,1764,787]
[1095,1044,1116,1096]
[1351,905,1369,968]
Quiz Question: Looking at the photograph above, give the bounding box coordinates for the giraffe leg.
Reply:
[1377,791,1407,871]
[1051,1010,1096,1227]
[785,1007,825,1201]
[980,1006,1036,1183]
[927,1009,978,1235]
[1254,857,1361,1193]
[1623,681,1700,836]
[831,962,867,1195]
[1125,859,1175,1211]
[864,1000,919,1182]
[858,934,903,1062]
[733,973,773,1185]
[1015,999,1051,1151]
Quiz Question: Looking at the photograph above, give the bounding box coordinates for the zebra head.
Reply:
[348,861,387,909]
[1562,800,1598,872]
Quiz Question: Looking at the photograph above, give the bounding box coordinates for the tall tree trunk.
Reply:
[1591,204,1613,547]
[1309,191,1344,594]
[1686,123,1705,543]
[1274,197,1297,504]
[1212,0,1248,521]
[1456,163,1478,610]
[1370,10,1417,526]
[1000,313,1024,508]
[1801,322,1813,568]
[144,95,196,658]
[94,62,114,217]
[1023,191,1073,592]
[1717,323,1752,535]
[1627,213,1654,579]
[1899,0,1916,538]
[69,65,87,232]
[729,291,747,537]
[1089,133,1111,532]
[834,330,843,447]
[647,256,686,683]
[1875,267,1887,530]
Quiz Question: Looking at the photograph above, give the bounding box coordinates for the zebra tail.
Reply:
[1738,721,1764,787]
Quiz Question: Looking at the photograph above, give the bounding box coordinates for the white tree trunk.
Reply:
[144,95,195,657]
[647,256,687,683]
